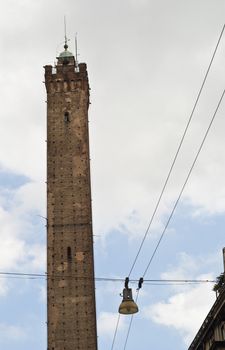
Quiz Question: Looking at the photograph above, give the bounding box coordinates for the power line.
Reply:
[110,314,121,350]
[122,280,218,349]
[0,271,215,283]
[142,87,225,278]
[128,23,225,278]
[123,84,225,350]
[111,23,225,350]
[123,290,140,350]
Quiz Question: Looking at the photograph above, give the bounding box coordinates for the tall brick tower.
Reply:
[44,40,98,350]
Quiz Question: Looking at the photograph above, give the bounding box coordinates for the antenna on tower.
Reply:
[75,33,79,71]
[75,33,78,62]
[64,15,68,49]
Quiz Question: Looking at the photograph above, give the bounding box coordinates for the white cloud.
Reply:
[97,312,126,338]
[144,282,215,345]
[0,0,224,243]
[0,280,9,297]
[161,252,208,282]
[14,181,46,217]
[26,244,46,272]
[0,323,27,341]
[0,1,224,349]
[38,284,47,303]
[0,181,46,296]
[143,252,219,345]
[0,0,223,246]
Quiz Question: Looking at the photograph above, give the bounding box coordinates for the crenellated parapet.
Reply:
[44,62,89,106]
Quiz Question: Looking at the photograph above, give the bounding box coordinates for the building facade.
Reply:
[44,43,98,350]
[188,249,225,350]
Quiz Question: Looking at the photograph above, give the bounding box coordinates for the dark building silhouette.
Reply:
[44,41,98,350]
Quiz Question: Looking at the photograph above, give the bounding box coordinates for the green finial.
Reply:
[58,16,74,59]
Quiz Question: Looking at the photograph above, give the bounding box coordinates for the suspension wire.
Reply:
[123,66,225,350]
[144,279,216,283]
[123,290,140,350]
[123,87,225,350]
[0,272,46,277]
[110,314,121,350]
[110,24,225,350]
[128,23,225,278]
[143,282,212,286]
[0,271,216,283]
[142,87,225,278]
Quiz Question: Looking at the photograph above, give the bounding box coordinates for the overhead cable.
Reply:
[128,23,225,278]
[110,314,121,350]
[142,87,225,278]
[123,85,225,350]
[110,23,225,350]
[123,290,140,350]
[0,271,215,283]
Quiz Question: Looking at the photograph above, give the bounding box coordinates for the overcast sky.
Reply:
[0,0,225,349]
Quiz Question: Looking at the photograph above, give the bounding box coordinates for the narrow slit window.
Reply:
[67,247,72,261]
[64,112,70,122]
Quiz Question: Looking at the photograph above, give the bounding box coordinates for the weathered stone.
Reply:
[45,54,97,350]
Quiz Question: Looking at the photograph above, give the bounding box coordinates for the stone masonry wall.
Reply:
[45,60,98,350]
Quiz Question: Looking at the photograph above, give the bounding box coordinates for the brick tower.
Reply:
[44,41,98,350]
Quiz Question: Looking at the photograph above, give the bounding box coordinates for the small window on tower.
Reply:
[67,247,72,261]
[64,112,70,122]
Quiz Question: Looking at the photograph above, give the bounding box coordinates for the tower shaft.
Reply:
[45,54,97,350]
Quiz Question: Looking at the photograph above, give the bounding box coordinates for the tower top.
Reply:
[58,16,74,60]
[57,41,75,66]
[58,43,74,59]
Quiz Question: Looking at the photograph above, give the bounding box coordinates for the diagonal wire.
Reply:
[123,86,225,350]
[110,23,225,350]
[142,87,225,278]
[128,23,225,278]
[123,290,140,350]
[110,314,121,350]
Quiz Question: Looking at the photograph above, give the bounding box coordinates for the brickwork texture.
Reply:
[45,55,98,350]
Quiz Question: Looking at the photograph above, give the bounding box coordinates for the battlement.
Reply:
[45,62,87,77]
[44,63,89,95]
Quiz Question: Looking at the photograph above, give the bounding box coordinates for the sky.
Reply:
[0,0,225,349]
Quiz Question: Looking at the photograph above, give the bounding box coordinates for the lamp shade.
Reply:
[119,288,139,315]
